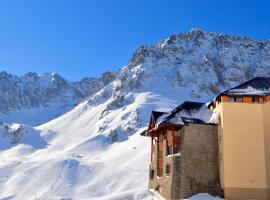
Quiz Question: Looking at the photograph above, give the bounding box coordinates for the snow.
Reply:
[0,96,152,199]
[0,123,46,151]
[166,152,181,157]
[1,29,266,199]
[158,103,218,126]
[0,102,74,126]
[0,91,222,200]
[229,86,270,95]
[187,193,223,200]
[208,112,219,124]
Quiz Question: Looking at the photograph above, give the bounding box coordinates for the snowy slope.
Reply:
[0,94,221,200]
[0,101,152,199]
[1,29,270,199]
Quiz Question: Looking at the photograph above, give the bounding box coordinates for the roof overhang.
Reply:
[139,129,148,136]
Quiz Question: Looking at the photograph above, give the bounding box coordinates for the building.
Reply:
[209,77,270,200]
[142,77,270,200]
[142,101,220,199]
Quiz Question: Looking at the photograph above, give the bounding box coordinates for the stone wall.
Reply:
[149,140,175,199]
[148,123,220,200]
[176,123,220,199]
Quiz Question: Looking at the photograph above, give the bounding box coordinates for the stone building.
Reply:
[142,77,270,200]
[141,101,221,199]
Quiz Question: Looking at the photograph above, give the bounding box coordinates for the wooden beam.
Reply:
[172,128,174,154]
[151,136,153,162]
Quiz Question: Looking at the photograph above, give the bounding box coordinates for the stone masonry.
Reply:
[148,123,220,200]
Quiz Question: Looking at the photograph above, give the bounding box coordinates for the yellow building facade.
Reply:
[210,77,270,199]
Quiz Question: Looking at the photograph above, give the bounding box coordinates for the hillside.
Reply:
[0,29,270,199]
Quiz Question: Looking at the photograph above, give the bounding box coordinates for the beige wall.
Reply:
[214,100,270,199]
[263,103,270,195]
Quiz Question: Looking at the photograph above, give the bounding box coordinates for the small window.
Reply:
[155,185,161,192]
[252,97,259,103]
[228,97,234,102]
[150,169,155,180]
[235,97,243,102]
[173,145,180,154]
[166,164,171,175]
[167,146,173,155]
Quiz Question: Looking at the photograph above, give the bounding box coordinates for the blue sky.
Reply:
[0,0,269,80]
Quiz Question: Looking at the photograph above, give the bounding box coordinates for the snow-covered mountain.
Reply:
[0,71,116,125]
[80,28,270,140]
[0,29,270,199]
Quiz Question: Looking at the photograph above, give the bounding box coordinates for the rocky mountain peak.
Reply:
[0,71,117,125]
[84,30,270,139]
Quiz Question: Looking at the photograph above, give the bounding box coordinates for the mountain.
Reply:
[0,71,116,125]
[0,29,270,199]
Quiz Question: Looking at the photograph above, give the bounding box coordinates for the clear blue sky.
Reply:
[0,0,269,80]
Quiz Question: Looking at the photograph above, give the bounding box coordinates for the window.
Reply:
[228,97,234,102]
[167,145,180,155]
[150,169,155,180]
[168,146,173,155]
[252,97,259,103]
[155,185,161,192]
[173,144,180,154]
[167,145,173,155]
[166,164,171,175]
[235,97,243,102]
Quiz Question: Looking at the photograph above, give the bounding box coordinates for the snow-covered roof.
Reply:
[221,77,270,97]
[158,101,217,126]
[208,77,270,108]
[152,111,169,125]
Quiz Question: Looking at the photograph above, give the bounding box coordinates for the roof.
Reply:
[181,117,207,124]
[145,111,169,135]
[151,111,168,123]
[221,77,270,97]
[139,129,147,136]
[158,101,217,126]
[208,77,270,108]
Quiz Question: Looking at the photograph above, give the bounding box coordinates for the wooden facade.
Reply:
[146,113,181,177]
